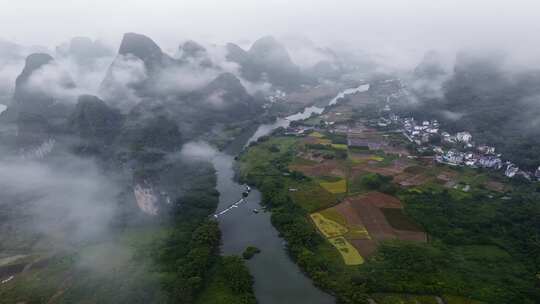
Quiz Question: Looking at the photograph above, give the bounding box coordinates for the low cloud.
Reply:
[0,150,121,250]
[440,110,465,121]
[180,141,217,161]
[99,54,147,110]
[57,55,114,94]
[154,63,221,94]
[409,75,449,99]
[0,62,23,104]
[26,62,85,102]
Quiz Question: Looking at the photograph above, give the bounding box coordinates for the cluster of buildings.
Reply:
[263,89,287,107]
[278,77,540,182]
[19,138,55,160]
[390,116,540,181]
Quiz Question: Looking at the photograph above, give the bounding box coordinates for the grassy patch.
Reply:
[239,136,297,179]
[309,131,325,138]
[319,179,347,194]
[349,146,370,153]
[370,155,384,162]
[331,144,348,150]
[318,175,343,182]
[290,181,338,212]
[291,157,318,166]
[372,294,440,304]
[442,295,486,304]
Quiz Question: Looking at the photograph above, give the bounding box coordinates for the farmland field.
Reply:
[310,208,368,265]
[331,144,348,150]
[289,159,346,178]
[310,212,348,238]
[238,115,540,303]
[328,237,364,265]
[320,208,371,240]
[289,181,338,212]
[309,131,325,138]
[319,178,347,193]
[381,208,425,232]
[343,192,427,252]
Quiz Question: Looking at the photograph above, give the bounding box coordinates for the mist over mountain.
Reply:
[178,40,213,67]
[1,1,540,303]
[70,94,123,143]
[225,36,312,90]
[56,37,113,65]
[399,50,540,169]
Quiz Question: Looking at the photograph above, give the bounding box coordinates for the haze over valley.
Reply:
[1,1,540,303]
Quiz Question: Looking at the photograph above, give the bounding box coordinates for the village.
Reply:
[282,101,540,183]
[387,114,540,181]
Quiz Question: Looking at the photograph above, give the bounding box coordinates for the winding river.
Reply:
[210,84,370,304]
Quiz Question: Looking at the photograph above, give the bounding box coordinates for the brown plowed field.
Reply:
[335,192,427,256]
[394,173,432,186]
[380,145,410,156]
[351,159,410,178]
[484,180,506,192]
[290,160,346,177]
[350,239,378,257]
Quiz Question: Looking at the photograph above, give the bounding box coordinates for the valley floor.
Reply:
[238,111,540,303]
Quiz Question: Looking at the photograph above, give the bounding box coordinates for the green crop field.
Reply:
[290,181,338,212]
[319,178,347,193]
[310,212,348,238]
[331,144,348,150]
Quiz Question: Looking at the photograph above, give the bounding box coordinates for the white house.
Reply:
[478,145,496,155]
[505,164,519,178]
[456,132,473,143]
[478,157,502,169]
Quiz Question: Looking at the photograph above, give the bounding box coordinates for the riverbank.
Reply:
[208,147,335,304]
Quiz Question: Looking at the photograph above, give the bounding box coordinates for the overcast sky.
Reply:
[2,0,540,64]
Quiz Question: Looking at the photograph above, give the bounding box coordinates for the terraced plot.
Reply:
[310,208,369,265]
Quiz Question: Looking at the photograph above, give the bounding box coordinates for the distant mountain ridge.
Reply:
[226,36,312,90]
